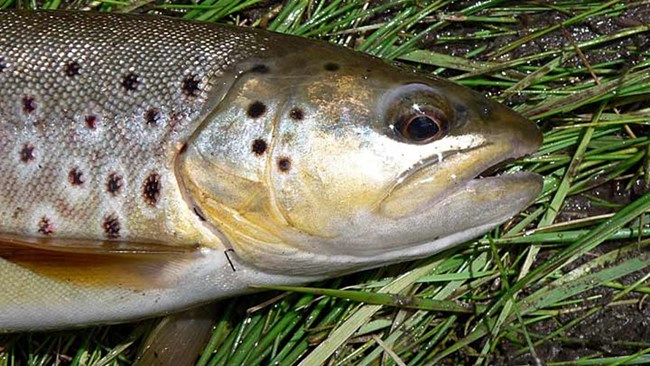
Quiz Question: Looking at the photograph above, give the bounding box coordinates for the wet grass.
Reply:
[1,0,649,365]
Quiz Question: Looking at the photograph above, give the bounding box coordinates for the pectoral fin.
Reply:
[135,304,221,366]
[0,234,201,289]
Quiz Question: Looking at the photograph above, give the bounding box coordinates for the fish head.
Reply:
[178,43,543,276]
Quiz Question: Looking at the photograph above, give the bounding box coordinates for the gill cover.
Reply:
[178,41,543,276]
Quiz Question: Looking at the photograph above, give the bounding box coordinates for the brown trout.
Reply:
[0,10,542,331]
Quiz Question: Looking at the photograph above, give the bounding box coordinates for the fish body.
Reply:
[0,10,542,331]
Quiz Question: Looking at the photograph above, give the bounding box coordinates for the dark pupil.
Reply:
[407,116,439,141]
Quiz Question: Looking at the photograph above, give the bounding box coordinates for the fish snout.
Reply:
[491,103,543,159]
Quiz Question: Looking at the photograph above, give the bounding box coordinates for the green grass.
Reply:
[1,0,649,365]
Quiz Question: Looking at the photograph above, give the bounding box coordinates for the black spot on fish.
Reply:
[250,64,269,74]
[145,108,160,126]
[65,61,81,77]
[193,206,206,222]
[22,96,36,114]
[290,107,304,121]
[85,115,97,129]
[277,157,291,172]
[103,214,120,239]
[0,59,6,73]
[179,143,188,154]
[19,143,35,163]
[107,173,123,195]
[122,73,139,92]
[68,168,84,186]
[143,172,161,206]
[247,101,266,119]
[251,139,267,155]
[182,74,201,97]
[324,62,340,71]
[38,216,54,235]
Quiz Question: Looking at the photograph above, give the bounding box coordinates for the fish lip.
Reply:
[389,145,484,193]
[390,128,542,196]
[382,142,495,201]
[378,135,542,217]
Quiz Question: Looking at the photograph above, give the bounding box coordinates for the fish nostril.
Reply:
[249,64,269,73]
[324,62,340,71]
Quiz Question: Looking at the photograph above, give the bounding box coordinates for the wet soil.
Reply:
[496,178,650,364]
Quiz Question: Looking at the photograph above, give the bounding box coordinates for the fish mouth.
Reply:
[379,140,543,219]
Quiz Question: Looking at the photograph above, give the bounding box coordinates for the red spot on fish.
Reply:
[68,168,84,186]
[107,173,123,195]
[103,214,121,238]
[38,216,55,235]
[85,115,97,129]
[19,143,35,163]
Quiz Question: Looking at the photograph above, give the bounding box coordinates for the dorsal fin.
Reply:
[0,234,202,289]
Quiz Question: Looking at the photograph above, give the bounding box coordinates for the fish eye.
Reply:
[382,84,450,144]
[393,108,446,143]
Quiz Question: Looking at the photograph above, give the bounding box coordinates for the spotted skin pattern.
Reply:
[0,11,274,245]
